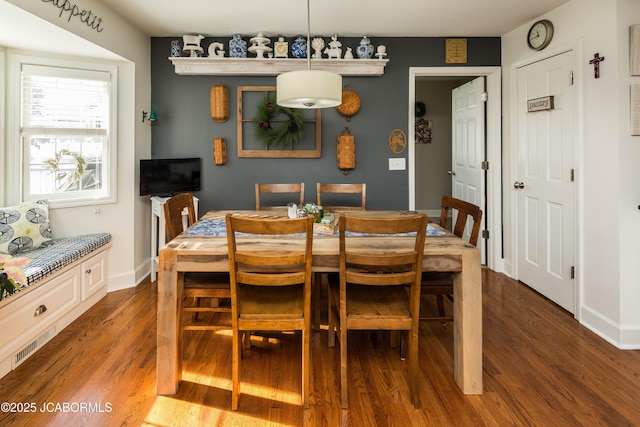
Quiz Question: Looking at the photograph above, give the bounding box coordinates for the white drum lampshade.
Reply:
[277,69,342,109]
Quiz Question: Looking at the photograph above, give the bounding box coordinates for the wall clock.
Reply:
[527,19,554,51]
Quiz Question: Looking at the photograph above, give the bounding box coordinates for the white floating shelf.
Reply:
[169,57,389,76]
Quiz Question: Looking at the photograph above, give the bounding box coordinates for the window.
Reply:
[15,58,116,207]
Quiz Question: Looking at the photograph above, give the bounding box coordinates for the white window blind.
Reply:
[21,64,110,133]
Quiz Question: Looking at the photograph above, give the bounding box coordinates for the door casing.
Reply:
[409,67,502,272]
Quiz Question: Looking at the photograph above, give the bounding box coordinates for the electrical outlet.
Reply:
[388,158,406,170]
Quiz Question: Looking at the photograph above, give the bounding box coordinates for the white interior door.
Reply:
[451,77,486,262]
[516,51,575,313]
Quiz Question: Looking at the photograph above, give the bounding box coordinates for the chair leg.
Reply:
[302,327,310,408]
[232,327,241,410]
[408,329,420,408]
[328,296,336,347]
[340,322,348,409]
[436,295,446,318]
[313,273,322,331]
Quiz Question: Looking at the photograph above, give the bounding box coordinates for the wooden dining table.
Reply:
[156,210,483,396]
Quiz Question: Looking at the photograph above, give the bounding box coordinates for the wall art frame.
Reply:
[236,86,321,158]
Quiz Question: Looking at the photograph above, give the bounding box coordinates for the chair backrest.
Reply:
[163,193,197,241]
[439,195,483,246]
[226,214,314,313]
[339,213,427,310]
[316,183,366,212]
[255,183,305,210]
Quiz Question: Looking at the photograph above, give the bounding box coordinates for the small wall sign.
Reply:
[527,96,555,112]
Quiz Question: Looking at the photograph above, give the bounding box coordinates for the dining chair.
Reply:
[327,213,427,408]
[420,195,482,323]
[255,183,305,210]
[163,193,231,330]
[225,213,314,410]
[315,183,366,212]
[314,183,367,329]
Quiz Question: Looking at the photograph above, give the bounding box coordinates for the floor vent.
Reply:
[14,325,56,367]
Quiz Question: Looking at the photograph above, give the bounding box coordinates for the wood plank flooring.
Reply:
[1,270,639,426]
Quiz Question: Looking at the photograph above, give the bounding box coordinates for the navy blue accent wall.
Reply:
[150,37,500,213]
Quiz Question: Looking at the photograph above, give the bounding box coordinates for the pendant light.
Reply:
[276,0,342,109]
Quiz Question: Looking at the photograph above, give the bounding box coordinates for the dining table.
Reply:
[156,210,483,396]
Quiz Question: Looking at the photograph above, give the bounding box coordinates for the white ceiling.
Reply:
[102,0,569,38]
[0,0,570,58]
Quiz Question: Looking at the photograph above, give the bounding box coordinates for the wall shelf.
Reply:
[169,57,389,76]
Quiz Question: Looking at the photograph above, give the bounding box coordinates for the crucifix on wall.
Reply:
[589,53,605,78]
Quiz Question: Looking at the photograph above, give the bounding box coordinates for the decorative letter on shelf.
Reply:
[236,86,321,158]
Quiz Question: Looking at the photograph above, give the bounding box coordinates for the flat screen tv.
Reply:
[139,157,201,196]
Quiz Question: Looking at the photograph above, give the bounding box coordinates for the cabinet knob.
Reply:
[85,269,92,274]
[34,304,48,317]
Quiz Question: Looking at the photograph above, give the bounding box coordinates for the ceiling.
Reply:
[100,0,570,38]
[0,0,569,59]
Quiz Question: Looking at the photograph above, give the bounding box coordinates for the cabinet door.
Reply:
[82,251,107,300]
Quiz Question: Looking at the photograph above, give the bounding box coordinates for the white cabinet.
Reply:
[0,248,108,377]
[150,196,198,282]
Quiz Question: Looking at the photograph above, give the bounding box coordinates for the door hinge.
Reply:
[482,229,489,239]
[481,161,489,170]
[571,168,575,182]
[481,92,488,102]
[571,266,575,279]
[570,71,574,85]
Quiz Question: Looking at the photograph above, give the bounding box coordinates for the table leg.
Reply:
[453,248,483,394]
[157,248,181,395]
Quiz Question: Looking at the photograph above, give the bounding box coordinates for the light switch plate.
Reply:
[389,158,406,170]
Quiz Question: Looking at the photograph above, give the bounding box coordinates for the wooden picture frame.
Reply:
[237,86,321,158]
[631,25,640,76]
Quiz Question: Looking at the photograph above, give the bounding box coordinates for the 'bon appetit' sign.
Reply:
[42,0,104,33]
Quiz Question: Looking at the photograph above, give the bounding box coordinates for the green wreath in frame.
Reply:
[254,91,305,149]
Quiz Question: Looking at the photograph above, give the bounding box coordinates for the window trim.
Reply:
[7,52,118,208]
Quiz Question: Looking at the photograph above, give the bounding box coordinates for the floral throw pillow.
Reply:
[0,201,53,254]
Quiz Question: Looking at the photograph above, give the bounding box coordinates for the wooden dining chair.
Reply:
[316,183,366,212]
[225,213,314,410]
[313,183,367,329]
[163,193,231,330]
[327,213,427,408]
[420,195,482,323]
[255,183,305,210]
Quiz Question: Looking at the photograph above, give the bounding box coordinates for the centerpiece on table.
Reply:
[0,254,30,301]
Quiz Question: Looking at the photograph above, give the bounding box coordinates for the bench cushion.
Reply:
[21,233,111,286]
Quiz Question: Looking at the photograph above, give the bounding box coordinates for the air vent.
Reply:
[13,325,56,367]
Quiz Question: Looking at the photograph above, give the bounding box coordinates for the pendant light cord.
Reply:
[306,0,311,71]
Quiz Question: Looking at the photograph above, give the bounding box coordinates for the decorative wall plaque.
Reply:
[445,39,467,64]
[527,96,555,112]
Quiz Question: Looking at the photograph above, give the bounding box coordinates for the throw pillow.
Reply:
[0,201,53,254]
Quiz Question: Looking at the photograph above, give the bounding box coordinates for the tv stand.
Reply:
[150,196,198,282]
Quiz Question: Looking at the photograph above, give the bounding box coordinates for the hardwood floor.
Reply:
[1,270,639,426]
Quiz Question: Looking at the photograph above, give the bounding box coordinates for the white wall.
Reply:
[502,0,640,348]
[2,0,152,291]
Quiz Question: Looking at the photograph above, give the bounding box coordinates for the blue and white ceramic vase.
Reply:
[356,36,374,59]
[170,40,182,57]
[229,34,247,58]
[291,36,307,58]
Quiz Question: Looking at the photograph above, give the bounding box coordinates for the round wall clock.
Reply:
[527,19,554,51]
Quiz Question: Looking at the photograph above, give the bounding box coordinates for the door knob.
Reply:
[513,181,525,189]
[448,170,456,176]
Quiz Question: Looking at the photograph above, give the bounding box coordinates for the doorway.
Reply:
[409,67,502,272]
